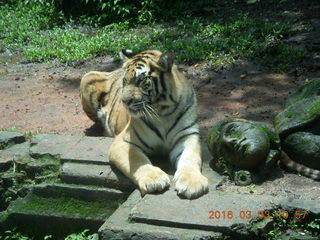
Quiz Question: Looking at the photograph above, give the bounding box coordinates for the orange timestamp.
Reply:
[208,210,308,220]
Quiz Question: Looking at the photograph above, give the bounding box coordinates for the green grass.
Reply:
[0,2,307,71]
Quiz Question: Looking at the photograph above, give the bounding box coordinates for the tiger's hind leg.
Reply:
[80,71,113,135]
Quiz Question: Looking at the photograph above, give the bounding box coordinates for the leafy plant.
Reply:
[64,229,96,240]
[0,228,95,240]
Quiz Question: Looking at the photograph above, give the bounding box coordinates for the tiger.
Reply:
[80,49,209,199]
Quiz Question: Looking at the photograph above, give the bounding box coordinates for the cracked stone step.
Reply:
[1,183,128,238]
[0,131,29,169]
[0,142,30,170]
[60,162,135,192]
[128,189,278,238]
[129,190,320,237]
[0,131,25,148]
[30,134,113,165]
[98,190,224,240]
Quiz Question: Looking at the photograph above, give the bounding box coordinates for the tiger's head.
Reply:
[120,49,176,119]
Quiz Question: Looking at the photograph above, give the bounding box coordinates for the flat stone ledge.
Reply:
[129,189,277,236]
[31,183,127,201]
[0,131,25,147]
[61,136,113,164]
[30,134,80,158]
[60,162,135,192]
[2,183,128,236]
[123,188,320,239]
[275,197,320,215]
[30,134,113,165]
[0,142,30,169]
[99,190,224,240]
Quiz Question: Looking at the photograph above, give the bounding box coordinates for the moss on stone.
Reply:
[1,153,60,209]
[303,100,320,120]
[284,111,293,119]
[215,157,234,179]
[0,210,9,224]
[10,194,122,220]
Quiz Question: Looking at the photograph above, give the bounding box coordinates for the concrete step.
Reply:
[0,131,25,149]
[99,187,320,240]
[2,183,128,238]
[98,190,224,240]
[30,134,113,165]
[60,162,135,192]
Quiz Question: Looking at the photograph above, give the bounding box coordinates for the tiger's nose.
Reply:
[122,98,135,106]
[122,98,131,105]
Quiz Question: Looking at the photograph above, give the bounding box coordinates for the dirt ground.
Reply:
[0,55,319,139]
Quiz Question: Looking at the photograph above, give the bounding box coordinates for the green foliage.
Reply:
[64,229,96,240]
[0,228,95,240]
[306,218,320,233]
[264,211,320,240]
[0,1,308,71]
[14,0,183,25]
[0,228,32,240]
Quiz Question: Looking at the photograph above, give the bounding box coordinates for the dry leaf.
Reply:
[240,74,247,79]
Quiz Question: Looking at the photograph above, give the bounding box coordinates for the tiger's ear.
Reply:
[158,52,174,72]
[119,49,135,61]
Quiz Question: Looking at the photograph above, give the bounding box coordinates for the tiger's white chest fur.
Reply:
[128,88,199,166]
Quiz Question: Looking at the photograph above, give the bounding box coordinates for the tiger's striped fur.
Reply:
[281,151,320,180]
[80,49,208,199]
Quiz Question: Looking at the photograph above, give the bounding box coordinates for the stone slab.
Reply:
[30,134,81,158]
[60,162,134,192]
[0,131,25,146]
[0,142,30,169]
[129,189,277,236]
[276,197,320,215]
[62,136,113,165]
[99,190,223,240]
[31,183,127,201]
[3,183,127,237]
[30,134,113,165]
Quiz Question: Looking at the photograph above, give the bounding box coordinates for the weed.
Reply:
[0,228,95,240]
[263,210,320,240]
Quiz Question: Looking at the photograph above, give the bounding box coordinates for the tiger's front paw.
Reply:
[174,168,208,199]
[135,165,170,196]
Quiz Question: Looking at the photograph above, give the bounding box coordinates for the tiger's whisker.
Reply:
[147,105,159,119]
[143,103,155,120]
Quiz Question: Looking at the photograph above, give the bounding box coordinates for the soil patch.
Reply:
[0,57,319,138]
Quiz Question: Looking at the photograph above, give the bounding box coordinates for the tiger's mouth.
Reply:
[126,101,159,119]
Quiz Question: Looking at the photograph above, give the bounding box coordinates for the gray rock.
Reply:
[0,142,30,169]
[30,134,81,158]
[275,197,320,215]
[61,136,113,165]
[4,183,127,237]
[99,190,224,240]
[0,131,25,149]
[60,162,134,192]
[30,183,127,201]
[128,189,277,238]
[30,134,113,165]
